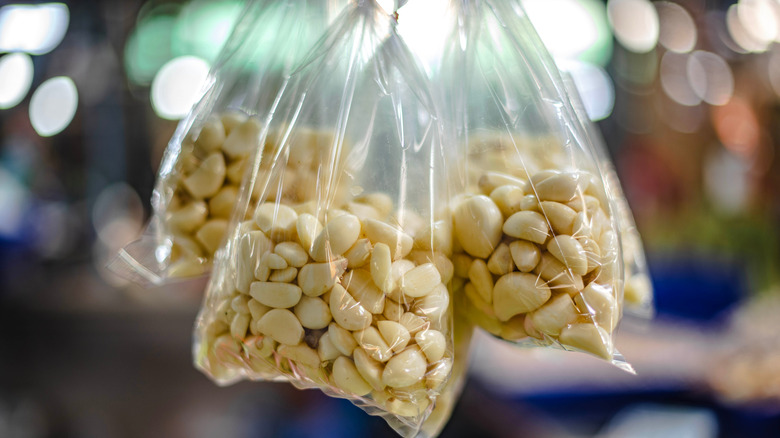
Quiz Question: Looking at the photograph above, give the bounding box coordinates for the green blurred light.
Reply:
[172,0,243,62]
[124,9,178,86]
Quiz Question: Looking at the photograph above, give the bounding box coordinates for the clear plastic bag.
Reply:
[193,2,456,436]
[111,0,349,285]
[560,73,654,319]
[434,0,633,370]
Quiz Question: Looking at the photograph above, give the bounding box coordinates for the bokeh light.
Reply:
[0,3,69,55]
[150,55,210,120]
[172,0,243,63]
[124,5,180,86]
[711,96,760,160]
[92,182,144,248]
[29,76,79,137]
[523,0,611,65]
[655,2,697,54]
[560,59,615,121]
[736,0,778,48]
[660,51,701,107]
[607,0,659,53]
[727,3,770,53]
[0,53,34,109]
[687,51,733,106]
[704,146,751,213]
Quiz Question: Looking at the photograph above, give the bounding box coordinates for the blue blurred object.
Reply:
[647,252,746,322]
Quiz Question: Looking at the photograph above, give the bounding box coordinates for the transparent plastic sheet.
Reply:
[433,0,633,371]
[110,0,349,286]
[415,306,474,438]
[193,2,457,436]
[560,73,654,320]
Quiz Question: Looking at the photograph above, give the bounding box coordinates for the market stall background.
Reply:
[1,0,779,437]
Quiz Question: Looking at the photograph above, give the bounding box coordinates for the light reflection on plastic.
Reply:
[0,53,33,109]
[660,52,701,106]
[655,2,697,54]
[736,0,778,48]
[395,0,451,76]
[523,0,599,60]
[607,0,659,53]
[727,4,769,52]
[151,56,210,120]
[559,59,614,121]
[687,51,733,106]
[0,3,69,55]
[29,76,78,137]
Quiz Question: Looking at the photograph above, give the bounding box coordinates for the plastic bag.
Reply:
[111,0,349,285]
[433,0,632,370]
[193,2,456,436]
[560,73,654,319]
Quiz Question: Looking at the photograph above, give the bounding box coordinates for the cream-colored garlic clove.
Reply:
[333,356,372,396]
[255,309,304,346]
[329,284,372,331]
[547,235,588,276]
[183,153,226,199]
[503,211,549,244]
[377,320,411,353]
[529,293,579,336]
[492,272,551,321]
[363,218,414,260]
[249,281,302,308]
[311,214,361,262]
[381,346,427,388]
[453,195,503,258]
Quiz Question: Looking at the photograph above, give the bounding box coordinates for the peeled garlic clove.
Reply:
[509,240,541,273]
[559,323,613,360]
[381,346,427,388]
[503,211,549,244]
[532,171,586,202]
[311,214,361,262]
[400,263,441,298]
[329,284,372,331]
[333,356,372,396]
[547,235,588,276]
[183,153,226,199]
[195,219,228,254]
[492,272,551,321]
[574,282,619,332]
[487,242,514,275]
[370,243,394,293]
[353,326,393,362]
[377,320,411,353]
[194,118,226,153]
[414,329,446,363]
[453,195,503,258]
[529,293,579,336]
[167,201,208,233]
[363,218,413,260]
[222,117,262,159]
[539,201,577,236]
[256,309,304,346]
[468,259,493,304]
[353,347,386,391]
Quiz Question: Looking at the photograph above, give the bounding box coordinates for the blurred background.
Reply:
[1,0,779,437]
